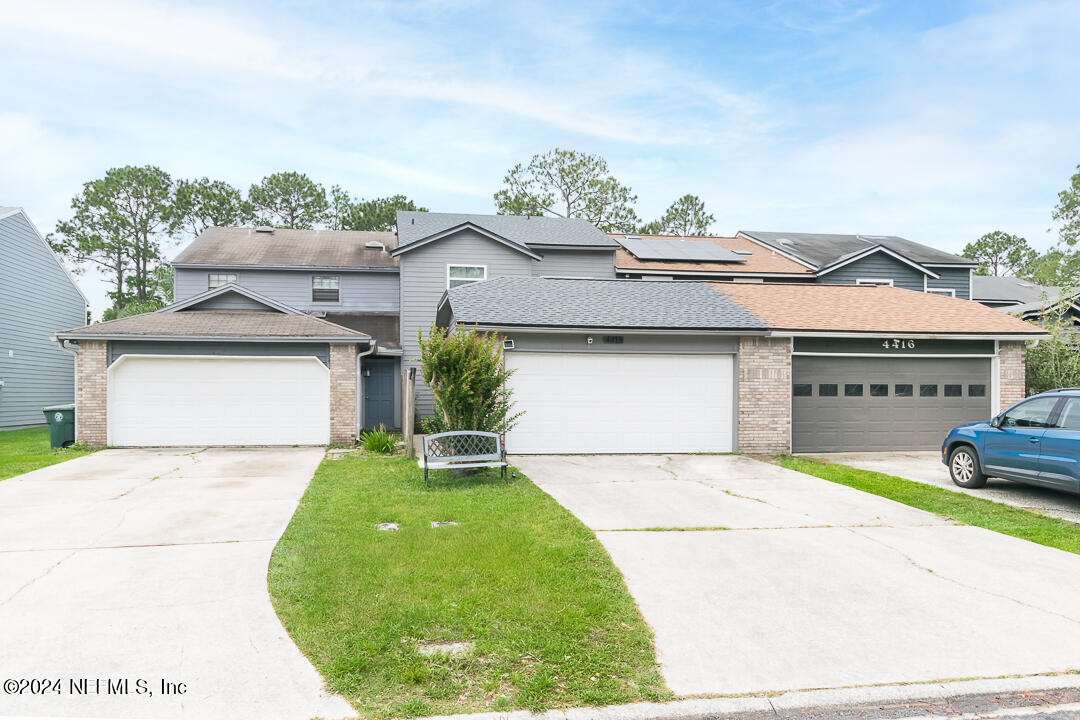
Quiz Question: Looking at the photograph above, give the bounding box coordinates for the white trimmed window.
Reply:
[855,278,894,286]
[208,273,237,289]
[927,288,956,297]
[447,265,486,289]
[312,275,340,303]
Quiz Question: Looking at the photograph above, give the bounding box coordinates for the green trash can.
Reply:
[42,404,76,449]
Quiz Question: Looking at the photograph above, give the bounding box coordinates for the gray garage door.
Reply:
[792,356,992,452]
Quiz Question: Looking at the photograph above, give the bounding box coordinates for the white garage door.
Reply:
[108,355,330,447]
[504,352,734,454]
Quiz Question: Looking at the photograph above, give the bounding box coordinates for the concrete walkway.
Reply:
[804,451,1080,524]
[512,454,1080,697]
[0,447,354,720]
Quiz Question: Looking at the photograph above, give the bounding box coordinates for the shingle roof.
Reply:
[971,275,1061,304]
[442,277,1043,336]
[323,312,400,350]
[612,234,813,275]
[711,282,1040,334]
[171,227,398,268]
[445,277,766,330]
[397,211,619,249]
[56,311,370,341]
[740,231,974,268]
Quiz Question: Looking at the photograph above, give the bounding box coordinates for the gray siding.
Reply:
[533,248,615,278]
[817,252,925,292]
[503,332,738,354]
[0,212,86,428]
[108,341,330,367]
[186,291,272,311]
[926,267,972,300]
[174,268,399,313]
[399,230,535,417]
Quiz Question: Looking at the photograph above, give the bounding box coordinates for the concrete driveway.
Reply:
[0,447,353,720]
[805,451,1080,524]
[512,454,1080,697]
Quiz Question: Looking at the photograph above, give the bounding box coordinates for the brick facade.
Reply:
[75,340,108,446]
[998,340,1026,411]
[329,343,359,445]
[737,336,791,455]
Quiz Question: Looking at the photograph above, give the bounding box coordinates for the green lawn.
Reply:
[0,426,95,481]
[268,455,670,719]
[777,456,1080,555]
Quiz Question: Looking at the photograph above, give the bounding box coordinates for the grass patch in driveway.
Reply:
[268,455,670,718]
[0,426,95,481]
[778,456,1080,555]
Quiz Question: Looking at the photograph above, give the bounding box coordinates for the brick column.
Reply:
[329,344,358,445]
[75,341,108,447]
[737,336,791,455]
[998,341,1026,411]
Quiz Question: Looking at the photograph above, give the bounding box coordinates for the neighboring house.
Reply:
[971,275,1079,326]
[58,212,1046,455]
[614,230,977,298]
[0,207,87,429]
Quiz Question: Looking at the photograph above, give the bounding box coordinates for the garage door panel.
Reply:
[793,356,991,452]
[108,356,330,447]
[505,353,733,454]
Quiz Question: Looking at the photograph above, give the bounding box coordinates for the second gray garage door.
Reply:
[792,356,992,452]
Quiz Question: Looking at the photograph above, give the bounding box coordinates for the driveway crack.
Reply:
[846,527,1080,628]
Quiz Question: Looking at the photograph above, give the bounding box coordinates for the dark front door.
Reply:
[363,358,397,430]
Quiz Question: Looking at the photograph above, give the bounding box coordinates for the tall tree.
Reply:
[961,231,1037,276]
[329,186,428,231]
[1052,163,1080,247]
[51,165,174,307]
[1025,249,1080,288]
[640,194,715,236]
[249,172,329,229]
[494,148,639,232]
[172,178,253,236]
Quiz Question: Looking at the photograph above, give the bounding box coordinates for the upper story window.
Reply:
[208,273,237,289]
[448,265,486,289]
[927,288,956,297]
[856,278,894,286]
[312,275,340,303]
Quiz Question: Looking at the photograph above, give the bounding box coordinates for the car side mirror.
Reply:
[990,415,1002,429]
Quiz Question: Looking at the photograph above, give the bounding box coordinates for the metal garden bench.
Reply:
[421,431,507,488]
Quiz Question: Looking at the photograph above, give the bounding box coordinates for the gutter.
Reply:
[52,335,79,442]
[53,333,373,344]
[356,342,376,440]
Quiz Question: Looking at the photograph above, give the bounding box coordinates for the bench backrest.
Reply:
[423,431,502,463]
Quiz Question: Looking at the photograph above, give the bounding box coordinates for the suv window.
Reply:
[1055,398,1080,430]
[1001,397,1060,429]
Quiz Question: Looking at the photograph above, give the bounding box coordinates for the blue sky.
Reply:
[2,0,1078,314]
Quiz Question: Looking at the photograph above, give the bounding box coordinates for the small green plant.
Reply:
[359,425,400,454]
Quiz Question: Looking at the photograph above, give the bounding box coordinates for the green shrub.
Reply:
[1027,314,1080,395]
[418,325,523,434]
[359,425,399,454]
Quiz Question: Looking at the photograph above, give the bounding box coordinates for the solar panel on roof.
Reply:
[619,236,747,263]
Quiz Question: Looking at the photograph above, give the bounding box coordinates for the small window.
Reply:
[920,384,938,397]
[968,384,986,397]
[793,384,813,397]
[312,275,340,303]
[1002,397,1060,429]
[819,383,838,397]
[944,384,962,397]
[856,278,894,287]
[602,335,624,344]
[927,288,956,297]
[895,384,913,397]
[448,265,486,289]
[845,383,864,397]
[208,273,237,289]
[1055,398,1080,430]
[870,384,888,397]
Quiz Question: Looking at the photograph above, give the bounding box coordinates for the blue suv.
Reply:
[942,389,1080,494]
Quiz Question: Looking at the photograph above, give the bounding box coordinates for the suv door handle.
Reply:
[1029,437,1040,443]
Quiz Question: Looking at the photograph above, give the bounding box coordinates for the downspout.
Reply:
[355,340,376,441]
[53,336,79,442]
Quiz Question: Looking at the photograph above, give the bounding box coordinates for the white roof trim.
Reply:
[2,207,90,308]
[816,245,940,279]
[160,282,304,315]
[390,222,543,260]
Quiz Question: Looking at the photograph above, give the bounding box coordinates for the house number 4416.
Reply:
[882,339,916,349]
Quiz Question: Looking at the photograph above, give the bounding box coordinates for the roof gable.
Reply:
[396,211,619,250]
[390,222,543,260]
[1,207,89,306]
[738,230,974,269]
[161,283,303,314]
[816,245,939,279]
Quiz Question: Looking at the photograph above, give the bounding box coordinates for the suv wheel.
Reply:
[949,446,986,489]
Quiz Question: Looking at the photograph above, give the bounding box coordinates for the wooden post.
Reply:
[404,367,416,460]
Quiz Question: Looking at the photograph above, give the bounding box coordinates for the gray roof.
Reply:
[396,211,619,249]
[172,227,398,268]
[323,312,400,350]
[56,311,370,342]
[741,231,974,268]
[444,277,766,330]
[972,275,1062,304]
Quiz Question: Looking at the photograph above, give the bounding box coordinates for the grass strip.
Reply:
[0,426,95,481]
